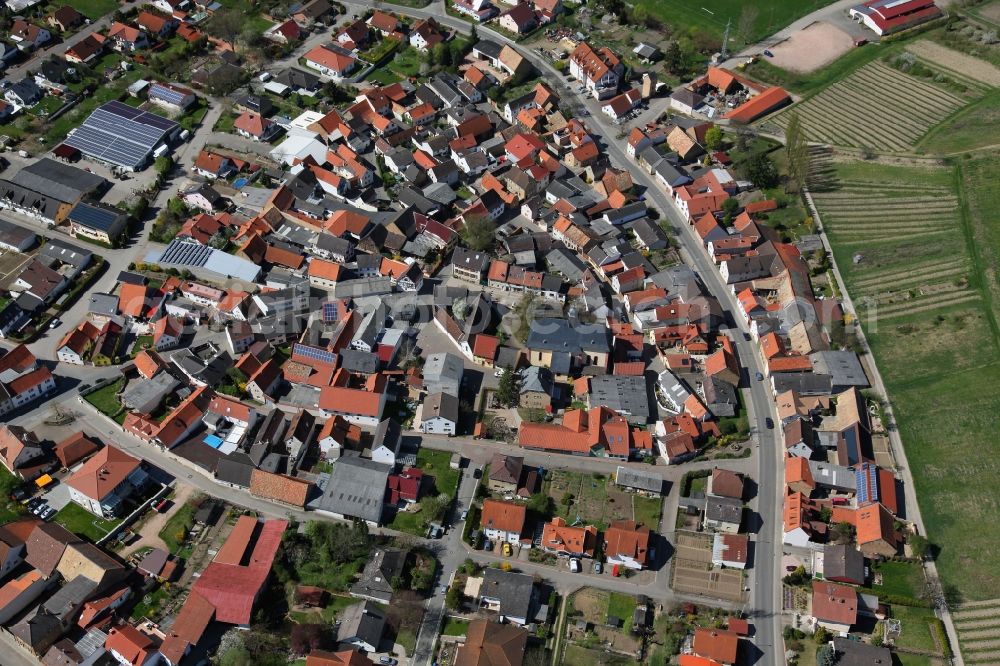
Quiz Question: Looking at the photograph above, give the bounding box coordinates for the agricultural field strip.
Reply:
[906,39,1000,86]
[873,293,980,320]
[830,229,953,244]
[850,258,969,287]
[769,61,970,149]
[954,604,1000,619]
[853,266,970,294]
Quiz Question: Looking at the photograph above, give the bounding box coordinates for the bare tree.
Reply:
[737,5,759,43]
[209,9,245,51]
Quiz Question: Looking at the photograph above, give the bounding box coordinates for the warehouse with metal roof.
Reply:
[63,101,180,172]
[146,239,261,283]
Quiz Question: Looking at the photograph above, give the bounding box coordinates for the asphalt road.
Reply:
[326,2,786,661]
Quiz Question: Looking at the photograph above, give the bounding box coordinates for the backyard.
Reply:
[388,448,461,535]
[84,378,127,423]
[158,501,197,554]
[54,502,122,542]
[547,470,661,531]
[0,466,25,524]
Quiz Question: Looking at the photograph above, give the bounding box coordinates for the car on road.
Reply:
[755,372,764,381]
[570,558,581,573]
[49,318,60,329]
[763,49,774,57]
[460,510,468,521]
[765,417,774,429]
[439,585,448,595]
[379,658,397,665]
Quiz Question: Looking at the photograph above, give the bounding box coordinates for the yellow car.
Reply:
[502,542,513,557]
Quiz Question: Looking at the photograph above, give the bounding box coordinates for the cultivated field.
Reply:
[906,40,1000,87]
[768,22,855,74]
[952,599,1000,664]
[766,60,973,152]
[548,470,662,530]
[813,154,1000,603]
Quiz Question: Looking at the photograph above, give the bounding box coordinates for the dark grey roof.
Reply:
[520,365,552,395]
[481,568,535,621]
[705,495,743,526]
[340,349,379,374]
[117,271,146,285]
[545,248,585,281]
[670,88,705,108]
[39,240,92,269]
[0,216,37,247]
[350,548,406,603]
[615,466,662,494]
[588,375,650,423]
[810,351,869,389]
[373,418,402,453]
[632,218,668,249]
[824,544,865,584]
[525,317,610,353]
[771,372,833,396]
[0,179,65,221]
[473,39,503,59]
[452,246,491,274]
[336,600,386,649]
[275,67,321,90]
[423,391,459,424]
[312,453,391,523]
[43,575,98,622]
[423,352,464,395]
[831,637,891,665]
[12,158,106,205]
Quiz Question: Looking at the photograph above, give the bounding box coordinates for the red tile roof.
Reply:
[480,499,526,536]
[692,628,739,664]
[603,520,650,566]
[66,445,140,501]
[810,580,858,626]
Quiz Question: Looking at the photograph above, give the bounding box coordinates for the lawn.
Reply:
[0,465,26,525]
[868,561,927,600]
[918,89,1000,155]
[54,502,122,542]
[131,335,154,358]
[48,0,119,19]
[288,593,357,624]
[442,617,470,636]
[632,495,662,529]
[631,0,837,45]
[892,605,942,654]
[607,593,636,623]
[158,502,197,554]
[813,154,1000,603]
[84,378,126,423]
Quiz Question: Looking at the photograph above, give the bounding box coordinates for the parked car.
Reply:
[379,658,397,665]
[765,417,774,429]
[484,540,493,551]
[755,371,764,381]
[763,49,774,57]
[570,558,581,573]
[49,318,60,329]
[41,506,56,520]
[594,562,603,574]
[32,503,48,516]
[460,510,468,521]
[501,542,513,557]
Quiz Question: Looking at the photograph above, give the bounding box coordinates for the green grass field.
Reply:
[814,156,1000,602]
[158,502,197,554]
[84,378,127,423]
[918,90,1000,155]
[607,593,636,622]
[54,502,121,542]
[631,0,835,44]
[892,605,943,653]
[388,448,461,535]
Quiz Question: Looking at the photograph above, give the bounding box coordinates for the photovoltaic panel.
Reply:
[292,343,336,365]
[68,203,120,232]
[63,101,179,170]
[322,302,338,322]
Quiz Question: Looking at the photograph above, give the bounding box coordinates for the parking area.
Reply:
[671,531,746,603]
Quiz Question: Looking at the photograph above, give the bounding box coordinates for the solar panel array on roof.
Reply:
[150,83,191,107]
[322,301,338,322]
[856,464,879,505]
[159,239,214,267]
[293,343,336,365]
[63,100,179,170]
[67,202,124,232]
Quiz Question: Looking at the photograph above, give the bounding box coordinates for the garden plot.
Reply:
[906,40,1000,87]
[548,470,662,531]
[670,532,745,603]
[766,60,972,152]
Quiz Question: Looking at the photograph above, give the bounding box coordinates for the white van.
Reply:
[569,558,581,573]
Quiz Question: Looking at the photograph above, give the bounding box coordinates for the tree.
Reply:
[663,41,684,76]
[784,112,809,193]
[737,4,759,43]
[817,645,836,666]
[432,42,450,67]
[153,155,173,177]
[813,626,828,644]
[290,624,327,655]
[459,214,495,251]
[721,197,739,224]
[527,492,555,519]
[445,584,463,610]
[744,152,779,188]
[831,521,855,545]
[209,8,245,51]
[704,126,724,150]
[909,534,931,558]
[495,367,520,408]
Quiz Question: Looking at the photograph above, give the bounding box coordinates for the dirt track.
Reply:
[768,21,855,73]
